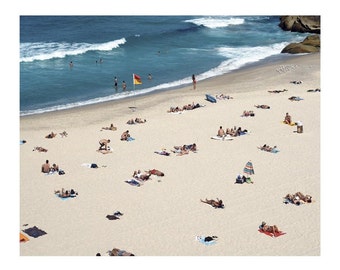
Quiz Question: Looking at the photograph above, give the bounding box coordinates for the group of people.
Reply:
[284,192,312,205]
[54,188,78,198]
[172,143,197,156]
[167,102,203,113]
[217,126,248,138]
[126,118,146,124]
[258,144,279,153]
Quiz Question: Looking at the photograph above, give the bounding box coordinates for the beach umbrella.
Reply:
[243,160,255,176]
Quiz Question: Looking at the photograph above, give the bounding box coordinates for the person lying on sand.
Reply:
[107,248,135,256]
[241,110,255,117]
[200,198,224,209]
[133,170,151,181]
[54,188,78,198]
[45,131,56,139]
[268,89,288,93]
[290,80,303,84]
[307,88,321,92]
[147,169,165,176]
[254,104,270,109]
[33,146,48,152]
[216,94,233,100]
[258,144,278,153]
[235,174,253,184]
[59,131,68,137]
[172,144,197,155]
[288,96,303,101]
[284,192,312,205]
[101,124,117,131]
[167,106,183,113]
[154,149,170,156]
[259,222,280,237]
[135,117,146,123]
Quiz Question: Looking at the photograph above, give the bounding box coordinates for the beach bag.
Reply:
[91,163,98,168]
[58,170,65,175]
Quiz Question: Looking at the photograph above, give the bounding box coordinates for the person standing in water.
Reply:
[192,74,196,90]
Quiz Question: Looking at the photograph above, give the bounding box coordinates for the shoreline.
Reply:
[20,52,320,256]
[20,53,318,127]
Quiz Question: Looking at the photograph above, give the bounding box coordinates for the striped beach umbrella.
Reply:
[243,160,255,176]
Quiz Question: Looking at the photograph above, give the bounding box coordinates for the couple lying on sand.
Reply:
[258,144,279,153]
[172,143,197,155]
[167,102,204,113]
[127,118,146,124]
[284,192,312,205]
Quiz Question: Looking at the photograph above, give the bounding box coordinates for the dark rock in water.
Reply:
[281,35,320,54]
[279,16,320,34]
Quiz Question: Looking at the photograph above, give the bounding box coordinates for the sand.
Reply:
[19,53,320,259]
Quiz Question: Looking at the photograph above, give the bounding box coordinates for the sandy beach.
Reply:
[19,53,320,258]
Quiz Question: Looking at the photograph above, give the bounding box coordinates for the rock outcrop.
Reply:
[279,16,320,34]
[281,35,320,54]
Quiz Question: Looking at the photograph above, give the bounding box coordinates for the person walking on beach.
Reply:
[122,81,127,91]
[114,77,118,91]
[192,74,196,90]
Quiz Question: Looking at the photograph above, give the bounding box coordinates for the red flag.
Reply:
[133,74,142,85]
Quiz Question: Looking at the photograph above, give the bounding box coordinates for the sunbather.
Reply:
[107,248,134,256]
[45,132,56,139]
[288,96,303,101]
[235,174,253,184]
[148,169,165,176]
[59,131,68,137]
[284,192,312,205]
[268,89,288,93]
[216,94,233,100]
[135,117,146,123]
[133,170,151,181]
[200,198,224,209]
[120,130,130,141]
[217,126,225,137]
[54,188,78,198]
[154,149,170,156]
[167,106,183,113]
[290,80,303,84]
[259,221,280,237]
[258,144,278,153]
[254,104,270,109]
[33,146,48,152]
[284,112,292,124]
[242,110,255,117]
[101,124,117,131]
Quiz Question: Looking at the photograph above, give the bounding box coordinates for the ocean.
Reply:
[20,16,309,116]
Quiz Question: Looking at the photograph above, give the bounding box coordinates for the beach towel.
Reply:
[196,236,218,246]
[125,179,142,187]
[55,194,76,200]
[22,226,47,238]
[81,163,99,168]
[282,121,296,126]
[97,149,112,154]
[210,135,233,141]
[127,137,135,141]
[258,229,286,238]
[20,233,29,243]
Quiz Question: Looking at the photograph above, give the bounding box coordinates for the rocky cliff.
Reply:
[279,16,320,34]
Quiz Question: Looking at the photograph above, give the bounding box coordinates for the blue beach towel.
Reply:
[125,179,141,187]
[196,236,217,246]
[127,137,135,141]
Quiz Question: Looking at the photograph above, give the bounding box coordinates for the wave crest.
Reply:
[20,38,126,62]
[185,17,244,29]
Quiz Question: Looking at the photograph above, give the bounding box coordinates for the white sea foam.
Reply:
[20,38,126,62]
[185,17,244,29]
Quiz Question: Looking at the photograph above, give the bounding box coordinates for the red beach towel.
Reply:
[258,229,286,238]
